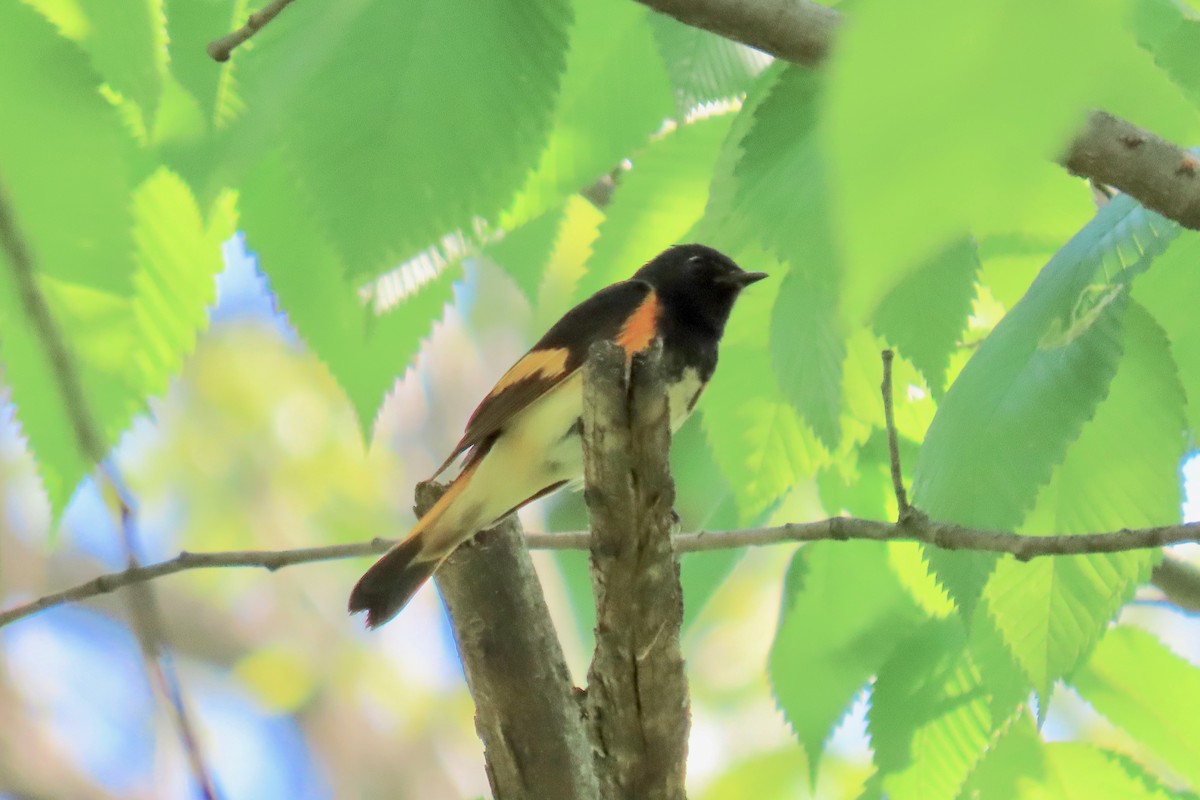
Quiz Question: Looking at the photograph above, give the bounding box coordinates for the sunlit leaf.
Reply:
[983,303,1182,700]
[506,0,674,225]
[129,168,233,398]
[770,542,926,774]
[701,343,827,521]
[913,195,1179,613]
[872,237,980,398]
[240,151,456,436]
[650,13,768,115]
[574,114,735,302]
[868,619,999,800]
[0,1,139,513]
[1072,626,1200,789]
[733,66,845,447]
[824,0,1154,322]
[77,0,167,123]
[241,0,572,283]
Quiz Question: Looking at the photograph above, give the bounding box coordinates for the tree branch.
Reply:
[880,349,910,516]
[581,341,689,798]
[206,0,298,62]
[7,522,1200,628]
[416,483,599,800]
[633,0,1200,231]
[6,523,1200,628]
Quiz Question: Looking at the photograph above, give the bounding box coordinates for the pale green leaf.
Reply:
[701,343,827,521]
[770,542,926,773]
[164,0,247,129]
[983,303,1182,700]
[913,196,1179,613]
[240,151,455,436]
[872,237,980,397]
[824,0,1147,322]
[0,1,138,513]
[245,0,572,282]
[485,207,567,303]
[650,13,768,115]
[1131,229,1200,437]
[960,714,1046,800]
[1024,744,1192,800]
[129,169,233,398]
[868,620,999,800]
[0,0,134,294]
[1131,0,1200,113]
[733,66,846,447]
[506,0,674,225]
[77,0,167,123]
[1072,626,1200,789]
[574,114,735,302]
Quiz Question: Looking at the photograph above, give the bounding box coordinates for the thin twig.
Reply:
[880,349,909,515]
[0,177,219,799]
[101,464,219,800]
[206,0,298,62]
[6,523,1200,628]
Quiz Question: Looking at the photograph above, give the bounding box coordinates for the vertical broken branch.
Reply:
[582,341,690,799]
[416,483,599,800]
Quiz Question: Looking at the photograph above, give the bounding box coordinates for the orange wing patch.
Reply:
[489,347,571,396]
[615,289,659,353]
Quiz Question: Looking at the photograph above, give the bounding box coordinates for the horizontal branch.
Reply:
[634,0,1200,231]
[5,519,1200,628]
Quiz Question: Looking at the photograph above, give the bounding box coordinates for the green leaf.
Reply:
[1073,626,1200,789]
[868,619,1000,800]
[960,714,1046,800]
[77,0,167,123]
[506,0,674,225]
[872,237,980,398]
[770,265,844,450]
[1131,0,1200,111]
[240,151,455,436]
[983,303,1182,700]
[574,113,735,302]
[770,542,926,774]
[701,342,827,520]
[249,0,572,282]
[0,1,140,513]
[485,207,567,303]
[164,0,247,130]
[649,13,768,115]
[0,0,134,294]
[824,0,1148,322]
[1131,229,1200,437]
[1025,744,1193,800]
[912,196,1179,613]
[670,414,743,632]
[733,66,846,447]
[129,168,233,398]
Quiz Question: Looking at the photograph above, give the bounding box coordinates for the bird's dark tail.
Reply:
[348,535,444,628]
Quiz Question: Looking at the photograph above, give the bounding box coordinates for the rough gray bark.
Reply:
[582,342,690,800]
[418,483,599,800]
[634,0,1200,231]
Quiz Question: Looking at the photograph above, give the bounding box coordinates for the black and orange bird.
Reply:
[349,244,766,628]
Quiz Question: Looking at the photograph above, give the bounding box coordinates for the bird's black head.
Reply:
[632,244,767,336]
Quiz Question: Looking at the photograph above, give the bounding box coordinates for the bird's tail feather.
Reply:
[349,461,481,628]
[348,535,444,629]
